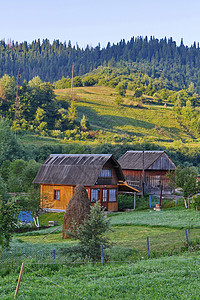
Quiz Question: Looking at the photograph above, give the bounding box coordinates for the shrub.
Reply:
[65,202,111,261]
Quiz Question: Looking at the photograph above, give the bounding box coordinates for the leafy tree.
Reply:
[0,119,22,166]
[22,160,41,192]
[0,198,18,250]
[0,175,8,200]
[115,83,126,97]
[170,166,198,208]
[7,159,40,193]
[82,76,96,86]
[7,159,27,192]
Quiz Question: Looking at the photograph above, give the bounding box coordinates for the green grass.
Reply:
[1,252,200,299]
[109,208,200,229]
[55,86,193,145]
[1,208,200,298]
[17,86,200,149]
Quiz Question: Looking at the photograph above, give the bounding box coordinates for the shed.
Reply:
[118,150,176,195]
[33,154,139,211]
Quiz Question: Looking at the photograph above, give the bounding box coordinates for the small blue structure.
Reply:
[18,211,33,223]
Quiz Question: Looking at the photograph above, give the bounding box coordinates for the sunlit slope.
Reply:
[55,86,193,145]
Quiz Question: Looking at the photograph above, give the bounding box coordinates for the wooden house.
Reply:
[118,151,176,195]
[33,154,138,212]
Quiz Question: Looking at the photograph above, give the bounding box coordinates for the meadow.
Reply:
[55,86,193,145]
[18,86,200,152]
[1,208,200,299]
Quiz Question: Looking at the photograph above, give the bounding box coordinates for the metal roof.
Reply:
[33,154,125,185]
[118,151,176,170]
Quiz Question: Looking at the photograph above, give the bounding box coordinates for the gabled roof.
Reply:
[118,151,176,170]
[33,154,125,185]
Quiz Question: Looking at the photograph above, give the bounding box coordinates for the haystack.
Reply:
[62,185,91,239]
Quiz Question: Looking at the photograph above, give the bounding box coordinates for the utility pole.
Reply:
[142,145,145,196]
[71,62,74,93]
[14,69,21,139]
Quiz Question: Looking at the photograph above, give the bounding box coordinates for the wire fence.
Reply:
[1,228,200,269]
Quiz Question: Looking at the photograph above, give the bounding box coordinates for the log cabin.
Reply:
[33,154,139,211]
[118,151,176,195]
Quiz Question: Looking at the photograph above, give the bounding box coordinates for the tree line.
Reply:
[1,37,200,91]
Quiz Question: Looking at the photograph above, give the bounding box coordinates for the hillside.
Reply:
[55,86,199,145]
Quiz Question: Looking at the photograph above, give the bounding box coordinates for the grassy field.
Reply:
[1,208,200,299]
[1,252,200,299]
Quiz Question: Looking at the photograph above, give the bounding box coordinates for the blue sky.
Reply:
[1,0,200,48]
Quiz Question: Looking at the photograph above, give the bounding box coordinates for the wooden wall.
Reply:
[41,184,74,210]
[123,170,173,195]
[40,184,118,211]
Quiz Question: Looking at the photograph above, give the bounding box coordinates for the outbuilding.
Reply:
[33,154,138,211]
[118,150,176,195]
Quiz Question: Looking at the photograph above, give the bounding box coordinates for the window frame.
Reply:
[109,189,117,202]
[91,189,99,203]
[99,169,112,178]
[54,189,60,201]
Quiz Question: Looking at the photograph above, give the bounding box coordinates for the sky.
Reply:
[1,0,200,48]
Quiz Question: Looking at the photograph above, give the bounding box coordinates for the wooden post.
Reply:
[159,184,163,209]
[101,244,104,266]
[52,249,56,260]
[147,236,150,258]
[185,229,189,244]
[142,146,145,196]
[133,192,136,210]
[14,262,24,298]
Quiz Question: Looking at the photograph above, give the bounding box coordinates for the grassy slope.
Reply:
[55,86,198,146]
[17,85,200,151]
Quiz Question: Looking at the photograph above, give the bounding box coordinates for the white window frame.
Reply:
[109,189,117,202]
[91,189,99,203]
[99,169,112,178]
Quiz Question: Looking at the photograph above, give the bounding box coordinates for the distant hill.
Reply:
[1,37,200,92]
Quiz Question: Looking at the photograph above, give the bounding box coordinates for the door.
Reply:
[102,189,108,210]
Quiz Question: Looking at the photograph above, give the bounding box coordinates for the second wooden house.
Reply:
[33,153,138,211]
[118,150,176,195]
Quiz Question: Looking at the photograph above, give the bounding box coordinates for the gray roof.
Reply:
[118,151,176,170]
[33,154,124,185]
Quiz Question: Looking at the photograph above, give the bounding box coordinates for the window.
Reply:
[109,189,116,202]
[91,189,99,203]
[103,190,107,202]
[54,190,60,200]
[99,169,111,177]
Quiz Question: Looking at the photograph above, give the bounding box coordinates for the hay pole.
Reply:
[43,225,62,239]
[14,262,24,298]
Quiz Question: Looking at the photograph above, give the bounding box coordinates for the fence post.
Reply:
[134,192,136,210]
[185,229,189,244]
[147,236,150,258]
[14,262,24,298]
[149,195,152,209]
[101,244,104,266]
[52,249,56,260]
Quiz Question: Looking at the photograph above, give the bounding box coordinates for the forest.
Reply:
[1,36,200,92]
